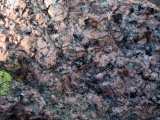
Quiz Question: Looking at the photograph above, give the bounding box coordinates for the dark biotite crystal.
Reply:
[47,24,58,34]
[112,13,122,24]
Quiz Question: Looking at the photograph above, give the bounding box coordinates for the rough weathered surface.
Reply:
[0,0,160,120]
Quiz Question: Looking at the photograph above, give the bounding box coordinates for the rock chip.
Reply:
[48,4,68,22]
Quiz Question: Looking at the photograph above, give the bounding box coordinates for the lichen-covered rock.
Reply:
[0,0,160,120]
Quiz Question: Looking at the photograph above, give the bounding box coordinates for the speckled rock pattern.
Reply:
[0,0,160,120]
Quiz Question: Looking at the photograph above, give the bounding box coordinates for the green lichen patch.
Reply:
[0,70,12,96]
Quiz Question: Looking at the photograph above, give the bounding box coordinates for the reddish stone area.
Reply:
[0,0,160,120]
